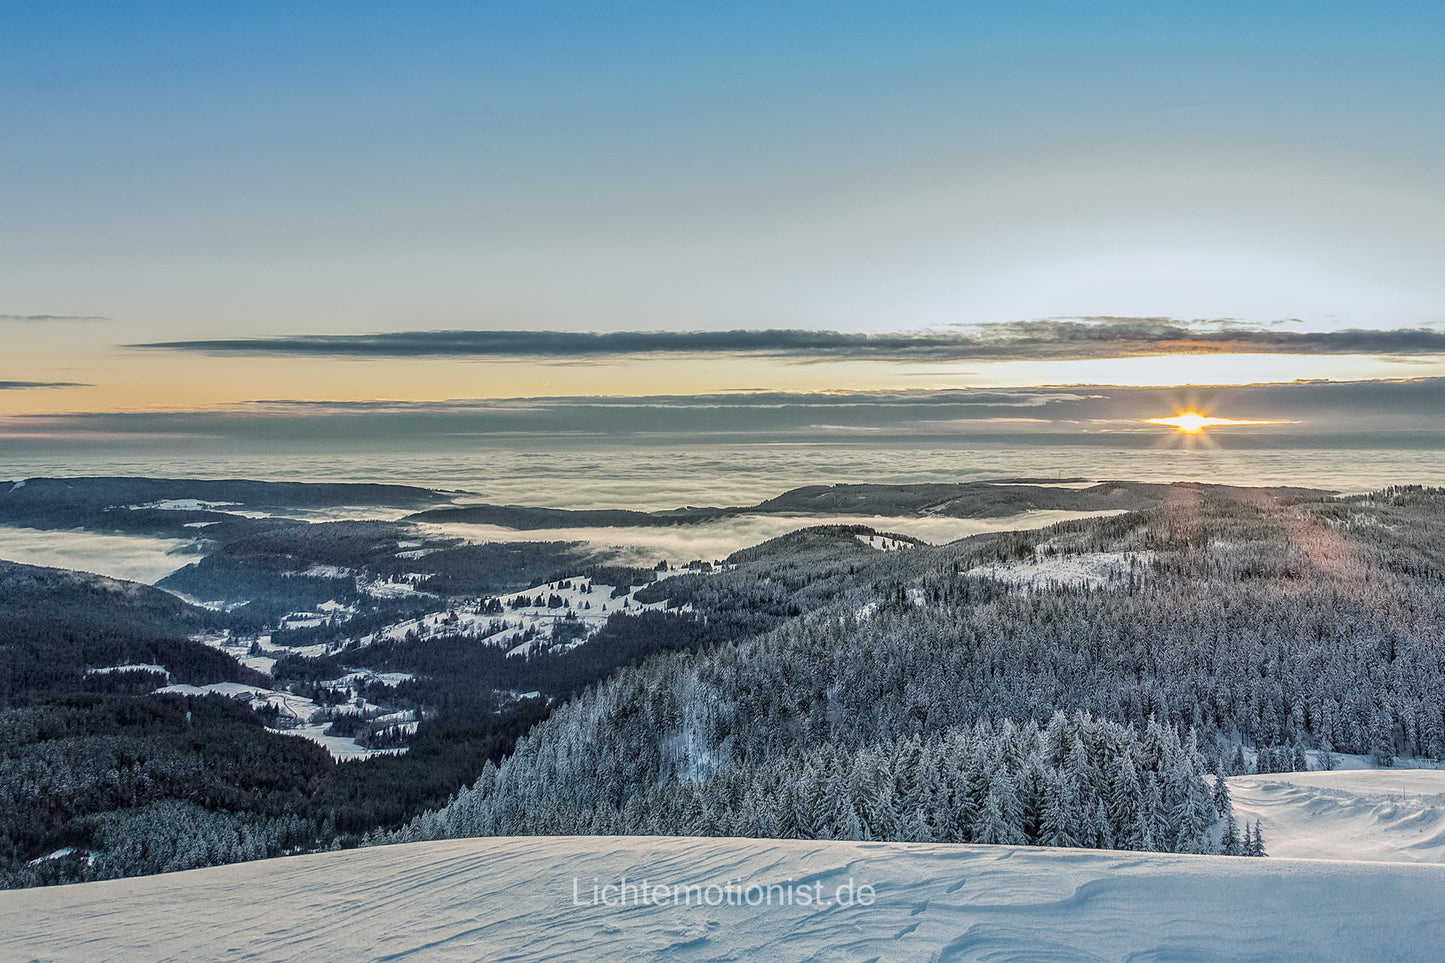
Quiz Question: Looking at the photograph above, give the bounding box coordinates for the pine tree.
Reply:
[1370,709,1396,767]
[1211,768,1232,817]
[1038,771,1079,848]
[1251,820,1267,857]
[1230,745,1247,775]
[973,775,1027,846]
[1220,813,1241,856]
[1107,756,1145,850]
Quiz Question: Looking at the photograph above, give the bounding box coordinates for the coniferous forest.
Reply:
[399,487,1445,850]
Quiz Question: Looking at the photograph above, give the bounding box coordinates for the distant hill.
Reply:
[0,477,452,537]
[0,559,264,697]
[408,480,1335,528]
[0,559,208,636]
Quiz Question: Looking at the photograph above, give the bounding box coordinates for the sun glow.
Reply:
[1146,412,1276,433]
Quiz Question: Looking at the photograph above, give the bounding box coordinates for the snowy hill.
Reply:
[5,834,1445,961]
[1230,768,1445,864]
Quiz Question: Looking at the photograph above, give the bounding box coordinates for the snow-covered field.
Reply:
[854,532,915,551]
[126,498,240,512]
[969,551,1153,589]
[155,682,404,761]
[189,630,284,674]
[359,576,684,656]
[1230,768,1445,864]
[5,833,1444,962]
[86,663,170,680]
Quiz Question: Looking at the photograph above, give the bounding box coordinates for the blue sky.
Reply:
[2,1,1444,422]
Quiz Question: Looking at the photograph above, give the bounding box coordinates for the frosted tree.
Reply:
[1220,814,1241,856]
[1038,771,1079,848]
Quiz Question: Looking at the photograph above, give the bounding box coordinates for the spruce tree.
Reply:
[1221,813,1241,856]
[1038,772,1079,848]
[1370,710,1396,767]
[1211,768,1232,817]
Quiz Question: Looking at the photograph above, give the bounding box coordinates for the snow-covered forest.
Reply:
[399,486,1445,854]
[407,712,1230,853]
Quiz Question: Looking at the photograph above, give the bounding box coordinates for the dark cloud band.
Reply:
[7,379,1445,441]
[0,381,91,390]
[131,320,1445,362]
[0,314,108,323]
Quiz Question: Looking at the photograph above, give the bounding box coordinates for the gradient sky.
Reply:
[3,1,1445,429]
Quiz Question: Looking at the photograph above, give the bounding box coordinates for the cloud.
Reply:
[130,320,1445,362]
[0,314,108,322]
[0,381,91,390]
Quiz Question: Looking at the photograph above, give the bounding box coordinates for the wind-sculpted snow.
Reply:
[4,835,1444,961]
[1230,768,1445,863]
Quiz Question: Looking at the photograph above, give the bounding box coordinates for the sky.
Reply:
[3,1,1445,441]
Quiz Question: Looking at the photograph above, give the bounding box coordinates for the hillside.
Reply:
[401,486,1445,850]
[0,559,209,636]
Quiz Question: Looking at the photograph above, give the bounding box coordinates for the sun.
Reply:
[1161,412,1211,434]
[1146,411,1277,433]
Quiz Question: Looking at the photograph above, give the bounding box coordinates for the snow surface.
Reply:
[189,630,278,674]
[126,499,241,512]
[969,551,1153,589]
[190,623,415,676]
[416,510,1125,568]
[987,480,1100,489]
[5,834,1445,961]
[854,533,914,551]
[287,565,428,600]
[155,683,403,761]
[299,563,352,579]
[86,663,170,679]
[1230,768,1445,864]
[360,577,683,657]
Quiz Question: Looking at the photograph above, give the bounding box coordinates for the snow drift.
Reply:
[5,835,1445,961]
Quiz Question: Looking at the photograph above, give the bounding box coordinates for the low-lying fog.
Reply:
[417,510,1126,567]
[0,526,200,584]
[0,509,1126,586]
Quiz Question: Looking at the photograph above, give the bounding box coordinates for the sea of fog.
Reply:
[7,441,1445,511]
[3,441,1442,584]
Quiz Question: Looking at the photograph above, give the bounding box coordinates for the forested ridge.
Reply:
[399,486,1445,853]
